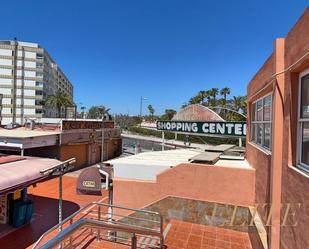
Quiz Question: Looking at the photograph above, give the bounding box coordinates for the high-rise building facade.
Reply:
[0,40,73,125]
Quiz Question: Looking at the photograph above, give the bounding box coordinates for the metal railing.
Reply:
[32,201,164,249]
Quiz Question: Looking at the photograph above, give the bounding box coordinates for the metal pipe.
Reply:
[36,218,163,249]
[206,106,247,119]
[33,201,162,249]
[248,51,309,102]
[131,233,137,249]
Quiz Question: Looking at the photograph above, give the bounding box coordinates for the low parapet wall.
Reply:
[113,163,255,212]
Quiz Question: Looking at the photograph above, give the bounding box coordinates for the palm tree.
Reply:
[197,91,207,104]
[220,87,231,106]
[163,109,177,120]
[203,90,212,105]
[88,105,111,119]
[181,103,188,109]
[240,96,247,115]
[232,96,247,113]
[147,104,155,118]
[209,88,219,101]
[45,90,74,118]
[87,105,110,119]
[189,96,201,105]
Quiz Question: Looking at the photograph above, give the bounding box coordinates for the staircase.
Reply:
[32,202,167,249]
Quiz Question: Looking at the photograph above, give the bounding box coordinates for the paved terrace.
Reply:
[0,176,107,249]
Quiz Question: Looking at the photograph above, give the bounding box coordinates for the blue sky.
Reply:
[1,1,308,115]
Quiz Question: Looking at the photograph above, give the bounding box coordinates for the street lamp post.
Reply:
[139,96,147,117]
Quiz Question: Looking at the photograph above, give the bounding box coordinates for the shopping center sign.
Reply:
[156,121,246,137]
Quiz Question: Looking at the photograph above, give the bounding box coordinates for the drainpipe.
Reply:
[270,38,285,249]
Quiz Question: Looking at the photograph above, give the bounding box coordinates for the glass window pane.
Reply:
[257,100,263,121]
[301,74,309,119]
[301,122,309,165]
[263,95,272,121]
[257,124,263,145]
[251,124,256,142]
[264,123,271,149]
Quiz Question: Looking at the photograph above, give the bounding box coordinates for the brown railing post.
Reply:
[97,205,101,241]
[69,218,73,246]
[131,233,137,249]
[160,215,164,249]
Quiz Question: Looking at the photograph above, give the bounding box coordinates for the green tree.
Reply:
[209,88,219,101]
[201,90,212,106]
[181,103,188,109]
[87,105,111,119]
[220,87,231,106]
[160,109,177,120]
[147,104,155,118]
[188,95,201,105]
[45,90,74,118]
[232,96,247,113]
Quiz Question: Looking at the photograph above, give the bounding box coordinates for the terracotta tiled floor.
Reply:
[0,176,254,249]
[165,220,253,249]
[54,219,253,249]
[0,176,107,249]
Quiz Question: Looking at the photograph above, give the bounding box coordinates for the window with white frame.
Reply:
[298,71,309,169]
[250,94,272,151]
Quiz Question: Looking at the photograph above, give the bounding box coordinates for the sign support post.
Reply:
[238,138,242,147]
[162,131,165,151]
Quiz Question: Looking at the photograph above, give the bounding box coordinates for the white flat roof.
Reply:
[0,129,60,138]
[215,159,251,168]
[106,149,202,167]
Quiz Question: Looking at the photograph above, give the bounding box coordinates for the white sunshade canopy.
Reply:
[0,156,61,194]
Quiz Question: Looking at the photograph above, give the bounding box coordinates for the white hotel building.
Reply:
[0,40,73,125]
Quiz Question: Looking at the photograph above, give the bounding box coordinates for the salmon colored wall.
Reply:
[60,144,88,169]
[246,7,309,249]
[113,163,255,214]
[280,8,309,249]
[246,144,272,224]
[246,43,274,227]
